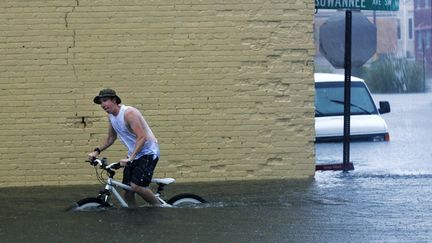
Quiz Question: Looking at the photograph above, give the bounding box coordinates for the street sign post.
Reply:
[315,0,399,11]
[315,0,399,172]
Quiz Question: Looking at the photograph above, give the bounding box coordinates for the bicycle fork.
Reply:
[99,178,131,208]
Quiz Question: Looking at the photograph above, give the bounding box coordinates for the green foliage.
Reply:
[361,57,425,93]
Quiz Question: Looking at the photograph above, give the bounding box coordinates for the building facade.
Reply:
[0,1,316,187]
[397,0,415,59]
[414,0,432,77]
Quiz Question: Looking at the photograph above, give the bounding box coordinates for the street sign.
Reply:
[315,0,399,11]
[319,11,377,68]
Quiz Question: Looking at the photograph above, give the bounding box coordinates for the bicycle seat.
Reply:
[152,178,175,185]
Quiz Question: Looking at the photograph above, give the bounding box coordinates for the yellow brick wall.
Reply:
[0,0,316,187]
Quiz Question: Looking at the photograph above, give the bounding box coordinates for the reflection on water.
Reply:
[1,174,431,242]
[1,94,431,242]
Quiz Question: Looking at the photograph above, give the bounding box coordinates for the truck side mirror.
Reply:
[378,101,390,114]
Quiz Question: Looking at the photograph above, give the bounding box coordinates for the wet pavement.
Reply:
[1,93,431,242]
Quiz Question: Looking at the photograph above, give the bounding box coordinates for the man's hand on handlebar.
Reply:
[86,156,99,166]
[119,158,132,167]
[88,151,99,161]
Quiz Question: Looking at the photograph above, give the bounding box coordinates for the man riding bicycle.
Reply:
[88,88,161,207]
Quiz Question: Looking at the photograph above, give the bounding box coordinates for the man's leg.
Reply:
[124,190,137,208]
[122,165,138,207]
[131,182,161,206]
[129,155,160,205]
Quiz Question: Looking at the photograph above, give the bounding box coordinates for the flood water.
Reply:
[1,93,431,242]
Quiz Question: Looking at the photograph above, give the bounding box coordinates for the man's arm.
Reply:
[100,122,118,151]
[88,122,117,158]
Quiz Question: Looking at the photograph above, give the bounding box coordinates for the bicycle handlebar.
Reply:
[86,157,122,171]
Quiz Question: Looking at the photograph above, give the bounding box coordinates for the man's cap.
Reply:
[93,88,122,104]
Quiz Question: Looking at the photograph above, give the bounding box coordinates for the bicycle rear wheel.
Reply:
[167,193,207,206]
[67,197,111,212]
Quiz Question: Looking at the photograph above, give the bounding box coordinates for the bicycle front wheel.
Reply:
[167,193,207,206]
[67,197,111,212]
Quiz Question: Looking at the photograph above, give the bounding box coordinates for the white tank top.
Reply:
[109,105,160,159]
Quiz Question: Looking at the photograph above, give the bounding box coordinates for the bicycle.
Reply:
[68,157,207,211]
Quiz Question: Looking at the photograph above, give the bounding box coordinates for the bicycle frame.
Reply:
[102,177,169,208]
[105,178,130,207]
